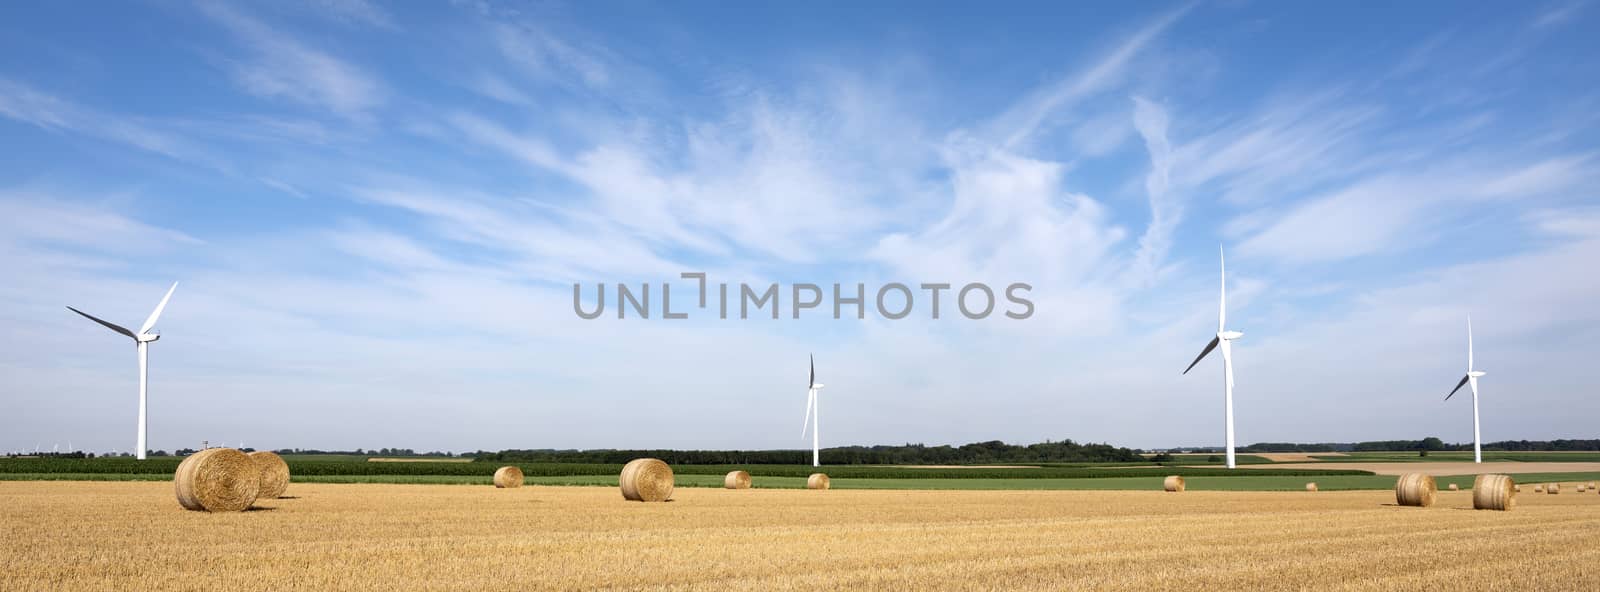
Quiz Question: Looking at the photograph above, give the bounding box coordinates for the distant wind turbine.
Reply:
[800,354,826,467]
[1183,247,1245,469]
[67,281,178,461]
[1444,316,1488,464]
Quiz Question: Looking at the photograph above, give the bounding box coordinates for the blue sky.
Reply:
[2,1,1596,455]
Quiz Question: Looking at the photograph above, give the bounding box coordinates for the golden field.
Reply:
[2,481,1598,591]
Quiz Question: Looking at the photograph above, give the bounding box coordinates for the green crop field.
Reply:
[0,457,1373,480]
[6,454,1597,491]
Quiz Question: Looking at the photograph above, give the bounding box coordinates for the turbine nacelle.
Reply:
[137,332,160,343]
[1468,370,1486,378]
[1218,331,1243,341]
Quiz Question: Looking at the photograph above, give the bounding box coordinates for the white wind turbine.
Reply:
[67,281,178,461]
[1444,316,1488,464]
[800,354,826,467]
[1183,247,1245,469]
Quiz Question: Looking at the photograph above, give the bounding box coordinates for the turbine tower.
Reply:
[1445,316,1487,463]
[1183,247,1244,469]
[800,354,826,467]
[67,281,178,461]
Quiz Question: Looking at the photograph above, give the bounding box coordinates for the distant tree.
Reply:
[1207,455,1222,463]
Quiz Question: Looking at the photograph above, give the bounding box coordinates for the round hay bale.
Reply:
[1448,483,1460,491]
[1534,485,1545,493]
[1547,483,1560,495]
[1305,482,1318,492]
[248,451,290,499]
[1395,473,1437,507]
[807,473,831,490]
[1163,475,1185,492]
[1472,474,1516,511]
[723,470,751,490]
[1589,481,1597,489]
[619,458,674,502]
[1514,484,1521,492]
[493,466,523,488]
[174,448,260,512]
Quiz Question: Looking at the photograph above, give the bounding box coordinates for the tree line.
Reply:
[476,439,1144,465]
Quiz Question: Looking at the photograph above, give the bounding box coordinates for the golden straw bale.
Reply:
[1447,483,1460,491]
[807,473,831,490]
[1163,476,1185,492]
[1472,474,1516,511]
[619,458,674,502]
[723,470,752,490]
[1395,473,1437,507]
[174,448,260,512]
[247,451,290,499]
[1305,482,1318,492]
[493,466,523,488]
[1547,483,1560,494]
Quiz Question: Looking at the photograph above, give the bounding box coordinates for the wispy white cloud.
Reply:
[493,22,611,91]
[1531,1,1586,27]
[468,72,533,105]
[993,3,1193,150]
[0,78,224,169]
[1236,154,1596,264]
[0,192,203,251]
[198,3,384,117]
[1128,96,1178,284]
[300,0,398,29]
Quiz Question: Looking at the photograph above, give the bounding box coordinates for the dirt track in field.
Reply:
[1252,461,1600,475]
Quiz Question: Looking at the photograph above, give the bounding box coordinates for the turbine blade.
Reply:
[1183,336,1221,375]
[809,353,815,389]
[66,306,135,339]
[1467,316,1474,371]
[1219,245,1227,333]
[1445,374,1470,401]
[139,281,178,334]
[801,388,815,437]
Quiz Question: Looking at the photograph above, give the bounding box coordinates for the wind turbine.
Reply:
[1183,247,1244,469]
[67,281,178,461]
[1445,316,1488,463]
[800,354,826,467]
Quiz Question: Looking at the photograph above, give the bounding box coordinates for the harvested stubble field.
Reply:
[3,482,1598,591]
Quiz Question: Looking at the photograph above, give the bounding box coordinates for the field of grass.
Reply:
[9,452,1598,493]
[0,457,1372,480]
[3,481,1596,590]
